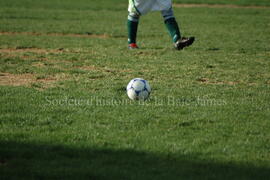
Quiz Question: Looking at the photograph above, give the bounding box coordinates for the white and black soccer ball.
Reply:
[126,78,151,100]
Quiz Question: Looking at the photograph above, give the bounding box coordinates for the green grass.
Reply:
[0,0,270,179]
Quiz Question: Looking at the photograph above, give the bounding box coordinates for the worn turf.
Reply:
[0,0,270,179]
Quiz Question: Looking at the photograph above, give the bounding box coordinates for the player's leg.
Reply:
[127,12,140,49]
[162,7,181,43]
[161,8,195,50]
[127,0,140,49]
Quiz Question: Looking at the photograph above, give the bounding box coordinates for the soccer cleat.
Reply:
[128,43,139,50]
[174,37,195,50]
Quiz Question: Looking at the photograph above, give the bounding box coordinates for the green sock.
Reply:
[127,20,139,44]
[164,18,181,43]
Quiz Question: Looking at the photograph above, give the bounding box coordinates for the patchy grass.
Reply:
[0,0,270,179]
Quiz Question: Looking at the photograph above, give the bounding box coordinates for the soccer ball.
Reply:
[126,78,151,100]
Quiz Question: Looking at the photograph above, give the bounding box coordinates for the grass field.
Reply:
[0,0,270,179]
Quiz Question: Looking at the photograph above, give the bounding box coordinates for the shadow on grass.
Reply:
[0,141,269,180]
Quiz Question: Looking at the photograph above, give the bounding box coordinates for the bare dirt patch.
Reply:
[0,31,110,39]
[0,73,36,86]
[174,3,270,9]
[32,62,46,67]
[0,72,67,89]
[79,65,133,73]
[197,77,238,85]
[0,47,63,54]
